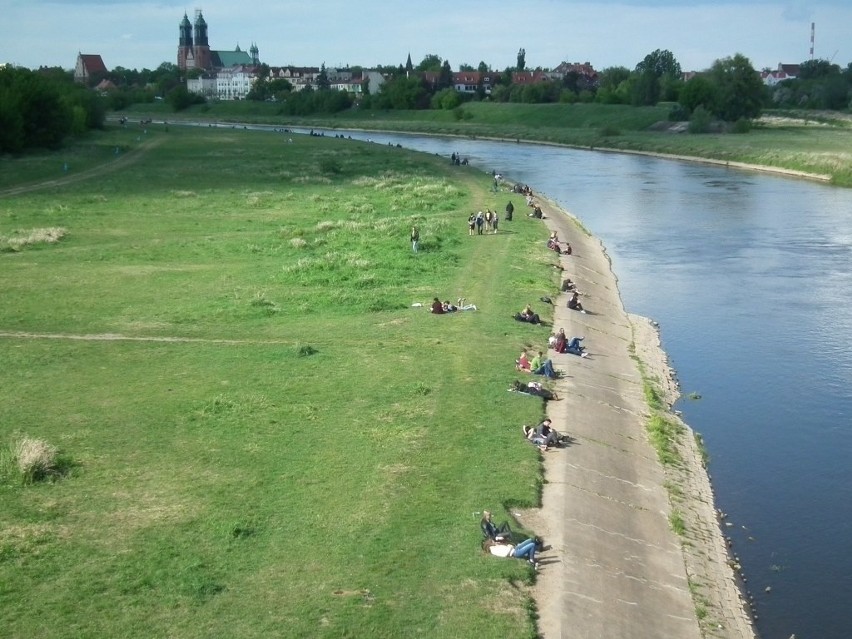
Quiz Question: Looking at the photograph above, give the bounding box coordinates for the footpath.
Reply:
[517,198,755,639]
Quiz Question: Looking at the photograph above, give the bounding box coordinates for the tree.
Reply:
[459,63,474,72]
[679,74,715,115]
[438,60,453,90]
[417,54,443,72]
[708,53,766,121]
[596,66,631,104]
[517,48,526,72]
[317,63,330,91]
[477,61,490,74]
[798,59,840,80]
[632,49,682,105]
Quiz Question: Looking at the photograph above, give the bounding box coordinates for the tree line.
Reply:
[0,66,106,153]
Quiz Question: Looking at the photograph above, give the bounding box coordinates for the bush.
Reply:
[732,117,752,134]
[598,125,621,137]
[688,105,712,134]
[4,437,59,484]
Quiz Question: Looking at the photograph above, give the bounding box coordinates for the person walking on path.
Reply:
[492,212,499,234]
[476,211,484,235]
[411,226,420,252]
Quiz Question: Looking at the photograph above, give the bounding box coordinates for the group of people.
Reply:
[431,297,477,314]
[514,304,542,325]
[468,209,500,235]
[480,510,544,569]
[522,418,569,451]
[516,349,560,379]
[547,231,572,255]
[549,328,588,358]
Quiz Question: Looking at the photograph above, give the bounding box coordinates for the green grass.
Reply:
[121,100,852,186]
[669,510,686,536]
[0,126,558,638]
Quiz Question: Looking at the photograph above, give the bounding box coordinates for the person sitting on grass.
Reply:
[482,537,539,570]
[481,510,512,542]
[515,304,541,324]
[516,350,531,372]
[531,351,558,379]
[431,297,445,314]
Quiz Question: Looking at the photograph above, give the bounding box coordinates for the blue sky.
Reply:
[2,0,850,73]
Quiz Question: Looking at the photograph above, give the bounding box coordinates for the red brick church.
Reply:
[177,10,257,72]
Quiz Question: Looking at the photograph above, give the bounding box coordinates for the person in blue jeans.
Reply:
[483,537,539,569]
[534,357,558,379]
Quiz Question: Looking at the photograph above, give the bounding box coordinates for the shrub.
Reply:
[598,125,621,138]
[688,105,712,134]
[6,437,59,484]
[732,117,752,134]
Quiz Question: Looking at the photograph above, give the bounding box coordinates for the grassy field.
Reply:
[115,100,852,187]
[0,126,562,638]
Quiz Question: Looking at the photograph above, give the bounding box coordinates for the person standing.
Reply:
[468,213,476,236]
[411,226,420,252]
[505,200,514,221]
[492,211,499,234]
[476,211,484,235]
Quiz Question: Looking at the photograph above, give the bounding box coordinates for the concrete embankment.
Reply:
[516,197,755,639]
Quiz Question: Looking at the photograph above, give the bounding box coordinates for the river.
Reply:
[305,129,850,639]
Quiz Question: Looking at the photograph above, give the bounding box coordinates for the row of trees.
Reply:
[0,67,106,153]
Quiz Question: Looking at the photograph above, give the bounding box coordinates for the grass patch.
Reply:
[647,415,684,467]
[0,227,67,252]
[669,509,686,536]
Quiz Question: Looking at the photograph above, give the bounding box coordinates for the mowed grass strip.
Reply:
[0,127,559,638]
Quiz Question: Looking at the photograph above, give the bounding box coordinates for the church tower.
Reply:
[193,10,212,70]
[177,13,193,70]
[250,42,259,66]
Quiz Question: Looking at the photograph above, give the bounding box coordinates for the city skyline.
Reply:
[2,0,851,74]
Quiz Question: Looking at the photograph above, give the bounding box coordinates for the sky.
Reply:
[2,0,851,74]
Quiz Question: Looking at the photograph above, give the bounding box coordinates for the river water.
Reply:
[300,129,852,639]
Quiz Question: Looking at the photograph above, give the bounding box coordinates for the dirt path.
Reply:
[0,136,166,199]
[516,197,755,639]
[0,331,292,346]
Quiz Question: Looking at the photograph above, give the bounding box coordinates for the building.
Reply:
[74,53,107,84]
[177,10,257,72]
[761,62,800,86]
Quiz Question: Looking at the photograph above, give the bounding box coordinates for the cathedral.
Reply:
[177,10,258,71]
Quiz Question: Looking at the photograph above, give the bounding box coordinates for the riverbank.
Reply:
[516,195,755,638]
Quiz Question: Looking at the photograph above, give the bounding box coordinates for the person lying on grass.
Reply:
[509,379,558,401]
[443,298,477,312]
[482,537,539,570]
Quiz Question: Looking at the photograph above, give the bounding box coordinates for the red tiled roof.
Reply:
[79,54,107,74]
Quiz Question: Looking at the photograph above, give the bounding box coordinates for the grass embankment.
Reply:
[0,126,560,638]
[115,101,852,187]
